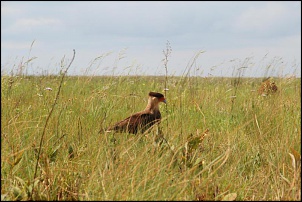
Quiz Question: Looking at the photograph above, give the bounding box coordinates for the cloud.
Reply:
[4,18,62,33]
[235,2,285,30]
[1,41,35,50]
[233,2,300,36]
[1,1,300,77]
[1,2,23,16]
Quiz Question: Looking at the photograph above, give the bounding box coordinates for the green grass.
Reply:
[1,74,301,201]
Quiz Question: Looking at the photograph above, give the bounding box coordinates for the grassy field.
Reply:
[1,73,301,200]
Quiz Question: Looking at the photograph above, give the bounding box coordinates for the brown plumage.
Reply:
[106,92,166,134]
[258,77,278,96]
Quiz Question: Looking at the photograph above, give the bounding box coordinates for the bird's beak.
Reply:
[159,97,166,103]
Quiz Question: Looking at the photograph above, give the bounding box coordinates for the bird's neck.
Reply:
[144,97,159,112]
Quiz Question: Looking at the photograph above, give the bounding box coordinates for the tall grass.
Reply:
[1,53,301,200]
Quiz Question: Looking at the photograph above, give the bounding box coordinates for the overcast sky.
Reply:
[1,1,301,77]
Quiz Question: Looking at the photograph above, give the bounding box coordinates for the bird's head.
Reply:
[149,92,166,104]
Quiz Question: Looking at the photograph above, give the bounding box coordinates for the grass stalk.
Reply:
[29,49,76,200]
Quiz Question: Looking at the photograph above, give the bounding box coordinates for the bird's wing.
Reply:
[108,110,161,134]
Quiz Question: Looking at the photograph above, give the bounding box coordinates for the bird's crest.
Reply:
[149,92,164,98]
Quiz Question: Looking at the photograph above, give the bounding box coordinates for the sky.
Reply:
[1,1,301,77]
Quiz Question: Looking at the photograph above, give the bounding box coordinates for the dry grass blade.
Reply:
[30,49,76,200]
[221,193,237,201]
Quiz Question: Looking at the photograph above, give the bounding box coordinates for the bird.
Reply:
[258,77,278,96]
[106,92,166,134]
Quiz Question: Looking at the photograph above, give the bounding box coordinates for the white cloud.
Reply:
[233,2,292,33]
[1,41,34,50]
[1,1,300,77]
[1,2,23,17]
[17,18,59,27]
[5,18,62,33]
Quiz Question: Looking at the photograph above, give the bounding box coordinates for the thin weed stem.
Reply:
[163,41,172,131]
[30,49,76,200]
